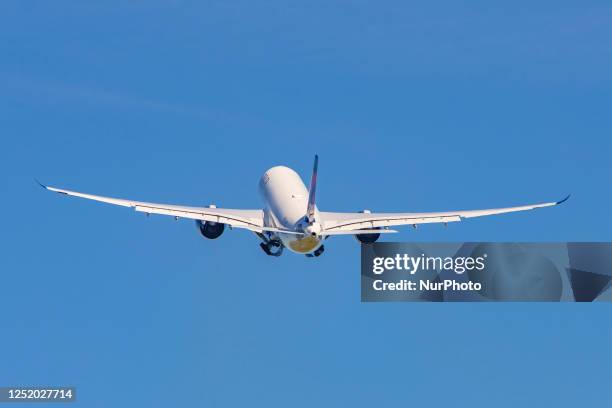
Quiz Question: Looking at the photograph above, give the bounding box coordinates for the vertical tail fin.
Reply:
[307,154,318,222]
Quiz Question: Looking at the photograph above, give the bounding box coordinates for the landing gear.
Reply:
[259,239,283,257]
[306,245,325,258]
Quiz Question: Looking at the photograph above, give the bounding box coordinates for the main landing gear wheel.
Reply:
[260,240,284,257]
[306,245,325,258]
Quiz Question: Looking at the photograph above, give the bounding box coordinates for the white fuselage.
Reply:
[259,166,323,254]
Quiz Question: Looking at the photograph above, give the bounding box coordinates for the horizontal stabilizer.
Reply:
[260,227,304,235]
[322,229,398,236]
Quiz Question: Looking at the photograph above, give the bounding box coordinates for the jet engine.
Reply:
[195,220,225,239]
[355,230,381,244]
[354,209,380,244]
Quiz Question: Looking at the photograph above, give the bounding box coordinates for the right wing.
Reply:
[38,182,299,235]
[320,195,570,233]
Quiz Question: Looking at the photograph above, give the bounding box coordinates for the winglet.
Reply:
[306,154,319,222]
[35,178,48,189]
[556,194,571,205]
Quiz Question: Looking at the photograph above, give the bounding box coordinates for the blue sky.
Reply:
[1,1,611,406]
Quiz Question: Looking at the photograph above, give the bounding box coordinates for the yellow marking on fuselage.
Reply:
[288,235,321,253]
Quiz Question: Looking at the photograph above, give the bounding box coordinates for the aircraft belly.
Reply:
[281,234,322,254]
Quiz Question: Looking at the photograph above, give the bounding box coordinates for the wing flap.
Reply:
[133,204,261,228]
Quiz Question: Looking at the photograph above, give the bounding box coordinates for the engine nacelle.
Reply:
[355,231,381,244]
[354,209,380,244]
[195,220,225,239]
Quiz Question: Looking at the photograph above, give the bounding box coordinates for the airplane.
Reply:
[38,155,569,257]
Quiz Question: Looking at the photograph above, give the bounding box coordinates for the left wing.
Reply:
[38,182,298,235]
[320,195,569,234]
